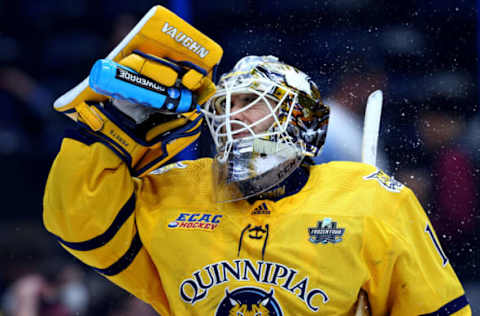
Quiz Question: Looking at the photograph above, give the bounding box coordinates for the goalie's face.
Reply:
[201,55,329,202]
[229,93,276,139]
[203,84,304,203]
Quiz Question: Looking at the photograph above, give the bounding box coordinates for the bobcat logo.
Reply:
[229,299,269,316]
[216,287,283,316]
[364,169,404,193]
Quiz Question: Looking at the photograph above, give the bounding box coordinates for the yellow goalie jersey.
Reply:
[43,136,470,316]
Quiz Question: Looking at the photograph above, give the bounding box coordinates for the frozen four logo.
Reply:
[308,218,345,244]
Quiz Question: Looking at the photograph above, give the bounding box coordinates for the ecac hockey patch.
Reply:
[308,218,345,244]
[168,212,222,231]
[363,169,404,193]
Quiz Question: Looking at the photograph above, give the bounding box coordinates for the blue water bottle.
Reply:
[89,59,196,113]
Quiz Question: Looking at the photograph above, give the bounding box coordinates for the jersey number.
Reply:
[425,224,449,267]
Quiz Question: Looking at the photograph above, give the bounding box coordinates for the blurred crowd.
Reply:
[0,0,478,315]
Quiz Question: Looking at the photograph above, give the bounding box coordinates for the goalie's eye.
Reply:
[238,95,257,104]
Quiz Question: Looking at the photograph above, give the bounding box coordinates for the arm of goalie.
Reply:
[54,6,223,176]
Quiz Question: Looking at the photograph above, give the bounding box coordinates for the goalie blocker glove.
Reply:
[89,50,216,113]
[70,51,212,177]
[52,6,223,178]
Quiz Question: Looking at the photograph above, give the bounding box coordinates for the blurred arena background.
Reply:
[0,0,478,315]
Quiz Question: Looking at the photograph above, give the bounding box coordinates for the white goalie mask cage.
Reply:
[202,56,329,202]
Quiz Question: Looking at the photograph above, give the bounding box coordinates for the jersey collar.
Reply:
[247,165,310,203]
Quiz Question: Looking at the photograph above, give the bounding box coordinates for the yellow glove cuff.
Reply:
[74,101,203,176]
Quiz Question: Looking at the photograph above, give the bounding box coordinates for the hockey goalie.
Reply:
[43,6,471,315]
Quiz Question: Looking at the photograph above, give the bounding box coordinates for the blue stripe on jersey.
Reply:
[55,193,136,251]
[420,294,469,316]
[94,230,143,276]
[64,127,134,168]
[64,128,100,146]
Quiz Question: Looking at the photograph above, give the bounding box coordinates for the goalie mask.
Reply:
[202,55,329,202]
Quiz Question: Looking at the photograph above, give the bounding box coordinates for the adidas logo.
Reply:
[251,202,271,215]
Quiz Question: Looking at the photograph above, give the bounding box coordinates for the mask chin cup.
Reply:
[212,139,304,203]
